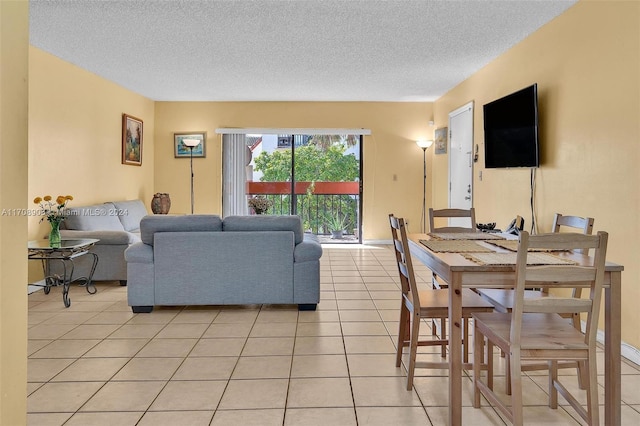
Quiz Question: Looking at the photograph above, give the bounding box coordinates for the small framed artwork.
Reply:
[435,127,448,155]
[122,113,143,166]
[174,132,206,158]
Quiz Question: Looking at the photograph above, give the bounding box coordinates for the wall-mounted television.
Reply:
[483,84,539,168]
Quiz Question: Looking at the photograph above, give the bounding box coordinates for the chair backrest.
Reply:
[552,213,595,254]
[389,214,420,310]
[428,208,476,233]
[510,231,608,348]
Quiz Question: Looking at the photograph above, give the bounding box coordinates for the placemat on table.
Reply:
[462,252,577,266]
[428,232,505,241]
[419,240,494,253]
[486,240,558,252]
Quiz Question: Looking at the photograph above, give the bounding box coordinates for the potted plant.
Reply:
[326,213,348,239]
[248,196,273,215]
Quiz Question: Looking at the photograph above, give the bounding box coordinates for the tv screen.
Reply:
[483,84,539,168]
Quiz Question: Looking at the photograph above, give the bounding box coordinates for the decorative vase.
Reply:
[49,220,61,248]
[151,193,171,214]
[254,209,265,215]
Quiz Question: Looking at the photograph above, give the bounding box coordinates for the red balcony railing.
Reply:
[246,181,359,235]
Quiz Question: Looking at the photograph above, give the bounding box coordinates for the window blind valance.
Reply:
[215,128,371,135]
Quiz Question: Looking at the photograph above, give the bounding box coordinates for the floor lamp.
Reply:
[182,139,201,214]
[416,139,434,233]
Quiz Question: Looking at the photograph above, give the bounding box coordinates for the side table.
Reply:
[28,238,99,307]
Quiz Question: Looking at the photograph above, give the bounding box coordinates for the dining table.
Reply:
[408,231,624,426]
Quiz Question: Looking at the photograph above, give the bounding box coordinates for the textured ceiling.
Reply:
[30,0,576,102]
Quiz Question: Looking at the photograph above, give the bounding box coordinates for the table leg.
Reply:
[605,271,622,425]
[61,259,73,308]
[42,258,72,307]
[81,252,99,294]
[449,273,463,426]
[41,260,52,294]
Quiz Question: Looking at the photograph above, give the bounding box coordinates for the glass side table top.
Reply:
[28,238,99,250]
[27,238,100,307]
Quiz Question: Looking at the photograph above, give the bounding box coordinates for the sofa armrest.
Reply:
[60,229,137,245]
[124,242,154,264]
[294,234,322,262]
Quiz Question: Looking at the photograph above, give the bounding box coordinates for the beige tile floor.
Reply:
[27,244,640,425]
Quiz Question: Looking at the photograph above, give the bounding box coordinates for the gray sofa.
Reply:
[124,214,323,313]
[58,200,148,284]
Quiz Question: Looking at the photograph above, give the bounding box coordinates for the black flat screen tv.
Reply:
[483,84,539,168]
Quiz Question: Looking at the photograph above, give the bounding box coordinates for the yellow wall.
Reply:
[154,102,434,240]
[434,1,639,347]
[28,47,156,279]
[0,1,28,423]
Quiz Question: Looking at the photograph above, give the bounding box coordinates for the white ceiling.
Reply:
[30,0,576,102]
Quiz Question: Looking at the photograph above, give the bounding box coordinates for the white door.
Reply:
[448,102,474,227]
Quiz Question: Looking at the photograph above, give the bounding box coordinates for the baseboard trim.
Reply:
[28,280,45,294]
[582,320,640,367]
[362,239,392,245]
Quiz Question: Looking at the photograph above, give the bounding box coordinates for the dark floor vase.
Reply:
[151,193,171,214]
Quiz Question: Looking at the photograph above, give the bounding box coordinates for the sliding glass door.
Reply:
[225,133,362,243]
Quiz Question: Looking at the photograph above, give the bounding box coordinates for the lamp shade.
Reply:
[183,138,201,147]
[416,139,433,149]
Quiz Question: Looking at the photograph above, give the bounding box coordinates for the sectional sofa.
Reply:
[58,199,147,284]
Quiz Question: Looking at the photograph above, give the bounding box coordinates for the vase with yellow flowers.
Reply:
[33,195,73,247]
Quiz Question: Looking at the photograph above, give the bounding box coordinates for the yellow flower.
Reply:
[33,193,73,223]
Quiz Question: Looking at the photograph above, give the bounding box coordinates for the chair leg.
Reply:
[571,288,588,390]
[586,350,600,425]
[487,339,494,391]
[463,318,469,364]
[473,326,484,408]
[406,312,421,390]
[506,351,512,395]
[509,350,524,426]
[549,360,558,409]
[571,312,588,390]
[396,304,409,368]
[441,317,447,358]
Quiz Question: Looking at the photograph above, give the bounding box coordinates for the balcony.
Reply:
[247,181,359,242]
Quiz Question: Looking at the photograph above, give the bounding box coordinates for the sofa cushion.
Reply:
[223,215,304,244]
[141,215,223,245]
[64,202,126,232]
[60,229,139,245]
[113,200,148,232]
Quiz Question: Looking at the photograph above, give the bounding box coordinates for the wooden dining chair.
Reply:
[478,213,594,308]
[389,214,494,390]
[428,207,479,358]
[476,213,595,390]
[472,230,607,425]
[429,207,477,235]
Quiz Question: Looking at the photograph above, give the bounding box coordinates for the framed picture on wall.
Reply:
[435,127,447,155]
[122,113,143,166]
[174,132,206,158]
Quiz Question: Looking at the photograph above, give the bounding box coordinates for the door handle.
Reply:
[464,196,471,200]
